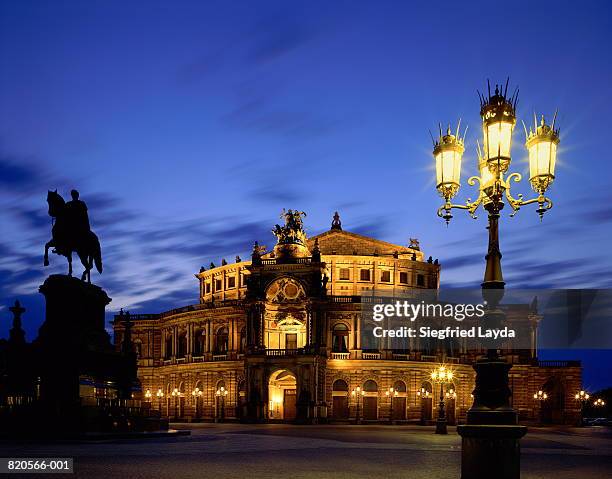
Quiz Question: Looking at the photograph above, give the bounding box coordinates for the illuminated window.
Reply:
[332,323,349,352]
[339,268,350,280]
[399,272,408,284]
[286,333,297,350]
[193,329,205,356]
[360,269,371,281]
[380,270,391,282]
[215,326,229,353]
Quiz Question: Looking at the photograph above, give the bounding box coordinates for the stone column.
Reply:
[187,323,192,359]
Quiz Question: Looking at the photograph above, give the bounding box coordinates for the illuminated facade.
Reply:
[113,213,582,425]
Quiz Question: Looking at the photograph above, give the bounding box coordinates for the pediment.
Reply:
[307,230,419,257]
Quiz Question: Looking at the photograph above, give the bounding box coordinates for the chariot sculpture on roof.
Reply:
[272,209,308,246]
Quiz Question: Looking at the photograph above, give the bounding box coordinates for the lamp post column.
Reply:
[436,382,447,434]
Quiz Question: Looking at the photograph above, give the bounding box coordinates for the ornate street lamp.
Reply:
[156,388,164,413]
[430,366,454,434]
[575,390,590,426]
[216,386,228,422]
[351,386,364,424]
[593,398,606,408]
[144,389,152,401]
[417,388,431,399]
[385,387,398,423]
[192,387,203,419]
[432,80,559,478]
[171,388,180,420]
[534,390,548,425]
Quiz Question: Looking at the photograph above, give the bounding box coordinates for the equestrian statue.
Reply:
[44,189,103,283]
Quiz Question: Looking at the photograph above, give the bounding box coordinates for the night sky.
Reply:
[1,1,611,389]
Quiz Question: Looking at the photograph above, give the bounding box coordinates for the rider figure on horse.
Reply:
[44,189,103,282]
[66,189,90,241]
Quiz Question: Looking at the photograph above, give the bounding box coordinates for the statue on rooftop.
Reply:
[272,209,308,246]
[43,189,103,283]
[331,211,342,230]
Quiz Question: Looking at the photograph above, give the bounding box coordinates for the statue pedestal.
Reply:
[38,274,111,349]
[36,275,112,416]
[457,425,527,479]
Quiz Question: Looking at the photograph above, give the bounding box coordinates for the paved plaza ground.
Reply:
[1,423,611,478]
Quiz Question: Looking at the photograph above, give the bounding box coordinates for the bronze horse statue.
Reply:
[44,190,103,282]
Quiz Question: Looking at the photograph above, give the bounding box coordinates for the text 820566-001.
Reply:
[0,458,74,474]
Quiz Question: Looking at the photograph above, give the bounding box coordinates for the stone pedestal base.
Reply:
[435,418,448,434]
[457,425,527,479]
[36,275,112,413]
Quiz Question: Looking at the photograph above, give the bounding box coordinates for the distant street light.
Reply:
[534,390,548,425]
[156,388,164,413]
[430,366,454,434]
[575,390,590,426]
[192,387,203,419]
[385,387,398,423]
[216,386,228,422]
[593,398,606,408]
[171,388,180,420]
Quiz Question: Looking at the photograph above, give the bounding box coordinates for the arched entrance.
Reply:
[392,380,407,420]
[363,380,378,420]
[193,380,203,419]
[268,369,297,420]
[237,379,246,419]
[332,379,350,419]
[541,377,565,424]
[419,381,433,422]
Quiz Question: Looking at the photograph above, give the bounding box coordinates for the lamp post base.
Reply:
[457,425,527,479]
[435,418,448,434]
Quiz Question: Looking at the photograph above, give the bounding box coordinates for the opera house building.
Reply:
[113,212,581,425]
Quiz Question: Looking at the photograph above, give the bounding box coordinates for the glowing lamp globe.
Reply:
[434,125,465,201]
[479,84,517,176]
[525,114,560,195]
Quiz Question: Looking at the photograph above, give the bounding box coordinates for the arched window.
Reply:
[332,379,350,420]
[215,326,229,353]
[393,380,407,393]
[363,380,378,392]
[332,323,349,352]
[193,328,206,356]
[333,379,349,392]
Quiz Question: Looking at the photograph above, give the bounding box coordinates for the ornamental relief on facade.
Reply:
[265,277,306,304]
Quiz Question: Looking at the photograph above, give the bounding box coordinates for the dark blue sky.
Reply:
[1,1,611,388]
